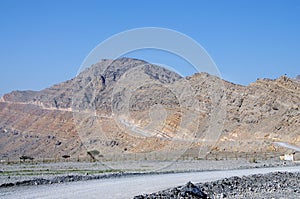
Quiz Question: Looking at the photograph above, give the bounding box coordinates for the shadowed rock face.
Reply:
[0,58,299,159]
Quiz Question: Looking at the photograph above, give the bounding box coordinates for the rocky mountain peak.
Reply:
[0,58,299,159]
[2,58,182,111]
[81,57,182,84]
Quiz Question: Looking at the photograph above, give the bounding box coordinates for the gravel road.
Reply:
[1,166,299,199]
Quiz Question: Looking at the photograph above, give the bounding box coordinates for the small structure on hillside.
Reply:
[280,154,294,161]
[280,152,300,162]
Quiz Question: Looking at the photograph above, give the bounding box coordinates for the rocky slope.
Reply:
[0,58,299,160]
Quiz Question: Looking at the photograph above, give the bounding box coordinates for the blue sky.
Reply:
[0,0,299,95]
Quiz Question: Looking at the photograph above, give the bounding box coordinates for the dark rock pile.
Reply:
[0,173,126,188]
[134,172,300,199]
[134,181,208,199]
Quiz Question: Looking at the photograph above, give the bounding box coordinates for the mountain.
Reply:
[0,58,299,160]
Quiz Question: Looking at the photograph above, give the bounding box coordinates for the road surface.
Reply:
[1,166,299,199]
[274,142,300,152]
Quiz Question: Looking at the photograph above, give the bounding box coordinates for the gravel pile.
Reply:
[0,173,125,188]
[134,172,300,199]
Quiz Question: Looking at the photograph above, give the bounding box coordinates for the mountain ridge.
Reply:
[0,58,299,160]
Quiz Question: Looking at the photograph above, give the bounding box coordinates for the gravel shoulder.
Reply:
[135,171,300,199]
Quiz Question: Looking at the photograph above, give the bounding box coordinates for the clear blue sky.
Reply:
[0,0,299,95]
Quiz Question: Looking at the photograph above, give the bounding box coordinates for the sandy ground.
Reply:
[0,158,298,185]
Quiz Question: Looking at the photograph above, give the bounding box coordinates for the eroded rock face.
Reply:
[0,58,299,159]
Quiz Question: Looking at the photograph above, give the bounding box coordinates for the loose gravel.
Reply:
[134,172,300,199]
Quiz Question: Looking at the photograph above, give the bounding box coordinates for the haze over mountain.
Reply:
[0,58,299,160]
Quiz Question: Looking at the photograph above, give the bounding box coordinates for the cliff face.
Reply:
[218,76,300,153]
[0,58,299,159]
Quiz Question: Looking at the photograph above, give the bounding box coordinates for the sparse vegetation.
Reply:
[62,155,70,161]
[19,155,34,162]
[87,150,101,162]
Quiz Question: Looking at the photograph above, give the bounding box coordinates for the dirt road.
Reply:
[1,166,299,199]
